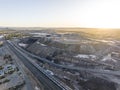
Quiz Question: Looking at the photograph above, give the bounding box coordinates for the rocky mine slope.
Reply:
[19,37,119,69]
[18,37,120,90]
[21,37,115,59]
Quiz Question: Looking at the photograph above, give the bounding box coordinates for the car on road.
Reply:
[45,70,54,76]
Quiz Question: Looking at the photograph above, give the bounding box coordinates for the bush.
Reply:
[2,79,10,83]
[0,66,3,70]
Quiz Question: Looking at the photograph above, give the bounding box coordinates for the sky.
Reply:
[0,0,120,28]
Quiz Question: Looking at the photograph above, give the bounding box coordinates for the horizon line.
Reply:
[0,26,120,30]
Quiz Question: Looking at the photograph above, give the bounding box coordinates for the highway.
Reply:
[7,40,120,88]
[11,41,120,76]
[7,41,67,90]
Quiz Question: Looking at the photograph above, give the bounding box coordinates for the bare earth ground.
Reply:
[4,43,43,90]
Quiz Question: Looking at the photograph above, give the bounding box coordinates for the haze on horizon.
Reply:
[0,0,120,28]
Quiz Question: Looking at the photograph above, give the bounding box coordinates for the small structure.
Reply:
[0,70,5,78]
[4,64,16,74]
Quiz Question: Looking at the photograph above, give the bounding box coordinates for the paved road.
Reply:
[11,41,120,76]
[8,40,120,88]
[7,41,65,90]
[5,44,34,90]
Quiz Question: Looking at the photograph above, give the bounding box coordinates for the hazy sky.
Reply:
[0,0,120,28]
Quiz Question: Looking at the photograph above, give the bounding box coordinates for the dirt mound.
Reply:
[80,77,116,90]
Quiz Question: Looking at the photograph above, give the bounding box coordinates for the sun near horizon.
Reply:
[0,0,120,29]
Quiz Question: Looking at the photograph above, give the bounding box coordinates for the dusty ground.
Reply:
[4,43,43,90]
[0,46,25,90]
